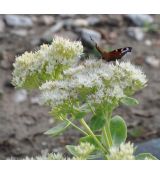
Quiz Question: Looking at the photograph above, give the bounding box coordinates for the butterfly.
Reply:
[90,37,132,62]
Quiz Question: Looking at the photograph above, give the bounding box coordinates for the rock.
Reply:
[42,21,64,41]
[30,96,41,105]
[107,14,123,26]
[127,27,144,41]
[86,16,101,26]
[56,31,78,41]
[125,14,153,26]
[0,50,15,69]
[49,118,54,124]
[30,37,41,47]
[14,90,28,103]
[73,19,88,27]
[145,39,152,46]
[39,15,55,26]
[135,139,160,159]
[4,15,33,27]
[0,60,11,69]
[78,28,101,47]
[10,29,28,37]
[145,56,160,68]
[0,18,5,32]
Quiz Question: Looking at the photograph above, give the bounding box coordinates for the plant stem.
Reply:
[64,118,88,136]
[79,118,108,154]
[104,119,113,147]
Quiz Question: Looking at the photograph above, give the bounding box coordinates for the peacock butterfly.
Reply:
[90,37,132,62]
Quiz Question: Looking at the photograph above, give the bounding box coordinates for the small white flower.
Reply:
[108,142,135,160]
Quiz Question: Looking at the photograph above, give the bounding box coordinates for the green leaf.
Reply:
[66,145,78,157]
[110,115,127,145]
[73,110,87,119]
[135,153,158,160]
[44,121,70,136]
[79,135,101,148]
[90,114,106,131]
[120,96,139,106]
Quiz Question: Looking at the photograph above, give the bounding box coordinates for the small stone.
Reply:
[41,142,47,146]
[145,56,160,68]
[135,138,160,159]
[10,29,28,37]
[145,39,152,46]
[86,16,100,26]
[0,59,11,69]
[125,14,153,26]
[0,18,5,32]
[30,96,41,105]
[42,21,64,41]
[30,37,41,47]
[49,118,54,124]
[127,27,144,41]
[73,19,88,27]
[39,15,55,26]
[79,28,101,47]
[56,31,78,41]
[4,15,33,27]
[14,89,28,103]
[23,117,35,126]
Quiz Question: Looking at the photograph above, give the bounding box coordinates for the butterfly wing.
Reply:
[96,46,132,62]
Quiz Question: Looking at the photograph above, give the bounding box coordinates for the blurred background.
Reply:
[0,14,160,159]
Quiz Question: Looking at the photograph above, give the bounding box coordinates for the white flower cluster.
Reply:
[73,142,95,159]
[12,36,83,88]
[40,59,147,111]
[108,142,135,160]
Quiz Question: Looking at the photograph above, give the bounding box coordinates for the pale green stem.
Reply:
[64,118,88,136]
[87,102,96,115]
[104,119,113,147]
[79,118,108,154]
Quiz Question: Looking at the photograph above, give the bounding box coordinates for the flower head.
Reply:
[12,36,83,89]
[108,142,135,160]
[40,59,147,115]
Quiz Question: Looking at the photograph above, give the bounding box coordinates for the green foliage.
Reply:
[135,153,158,160]
[90,113,106,131]
[110,115,127,145]
[79,135,101,147]
[44,121,70,136]
[120,96,139,106]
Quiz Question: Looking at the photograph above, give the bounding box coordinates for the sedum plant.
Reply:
[12,36,157,160]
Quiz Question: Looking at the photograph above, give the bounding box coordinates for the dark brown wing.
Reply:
[96,46,132,62]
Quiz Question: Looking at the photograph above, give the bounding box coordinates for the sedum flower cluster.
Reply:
[40,59,147,115]
[108,142,135,160]
[12,36,83,89]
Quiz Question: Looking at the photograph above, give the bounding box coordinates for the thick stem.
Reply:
[79,118,108,154]
[104,119,113,147]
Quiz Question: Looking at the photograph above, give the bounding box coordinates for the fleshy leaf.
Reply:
[110,115,127,145]
[135,153,158,160]
[44,121,70,136]
[90,114,106,131]
[121,96,139,106]
[66,145,78,157]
